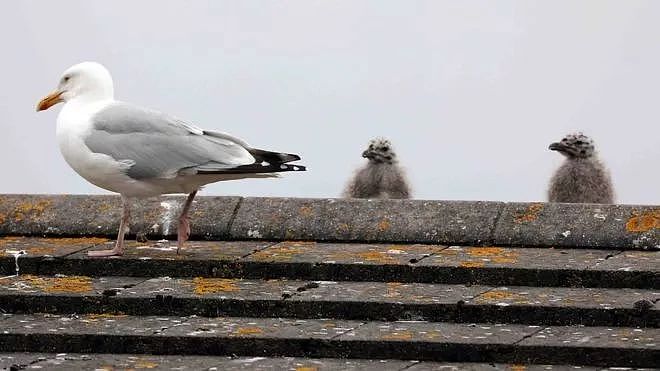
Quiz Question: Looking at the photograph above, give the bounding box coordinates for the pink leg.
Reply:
[177,190,197,254]
[89,196,130,257]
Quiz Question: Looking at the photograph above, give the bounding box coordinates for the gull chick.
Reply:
[343,138,411,199]
[37,62,305,256]
[548,132,614,204]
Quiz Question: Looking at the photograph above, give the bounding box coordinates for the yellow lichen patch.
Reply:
[384,282,403,297]
[337,223,351,233]
[134,360,159,369]
[299,205,314,217]
[19,275,93,293]
[465,247,519,265]
[192,277,239,295]
[12,200,52,222]
[234,327,263,335]
[476,290,525,302]
[377,218,391,232]
[96,203,114,213]
[382,330,413,341]
[626,210,659,232]
[296,367,318,371]
[250,241,315,262]
[41,237,110,246]
[459,261,485,268]
[513,203,543,224]
[355,250,396,264]
[509,365,527,371]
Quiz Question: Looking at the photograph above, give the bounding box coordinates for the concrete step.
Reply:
[0,314,657,368]
[1,353,652,371]
[0,276,657,327]
[1,238,658,289]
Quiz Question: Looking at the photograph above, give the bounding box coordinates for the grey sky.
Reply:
[2,1,658,204]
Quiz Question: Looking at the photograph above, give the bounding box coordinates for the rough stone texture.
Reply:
[2,354,627,371]
[1,239,657,288]
[1,195,658,250]
[1,314,657,367]
[0,194,241,240]
[2,276,656,327]
[0,354,419,371]
[494,202,659,250]
[229,197,503,245]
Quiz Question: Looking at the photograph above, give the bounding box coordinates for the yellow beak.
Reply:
[36,90,64,111]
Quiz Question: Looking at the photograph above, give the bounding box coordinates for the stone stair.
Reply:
[0,195,658,370]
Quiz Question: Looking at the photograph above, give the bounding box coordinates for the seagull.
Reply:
[37,62,305,257]
[547,132,614,204]
[342,137,411,199]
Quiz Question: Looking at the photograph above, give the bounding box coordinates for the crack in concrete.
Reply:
[329,321,366,340]
[409,245,451,265]
[225,197,244,238]
[487,203,506,245]
[590,250,625,269]
[511,326,546,345]
[239,241,279,260]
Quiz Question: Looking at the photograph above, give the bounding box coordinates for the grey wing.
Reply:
[86,102,256,180]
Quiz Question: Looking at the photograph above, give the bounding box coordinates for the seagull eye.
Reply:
[63,76,70,83]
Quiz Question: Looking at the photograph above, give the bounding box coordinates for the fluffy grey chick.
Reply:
[547,132,614,204]
[343,138,412,199]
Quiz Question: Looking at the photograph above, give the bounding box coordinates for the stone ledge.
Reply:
[0,195,657,250]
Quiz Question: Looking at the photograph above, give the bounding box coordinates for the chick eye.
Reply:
[575,140,584,145]
[382,146,390,151]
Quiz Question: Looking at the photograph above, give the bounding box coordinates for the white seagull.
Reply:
[37,62,305,257]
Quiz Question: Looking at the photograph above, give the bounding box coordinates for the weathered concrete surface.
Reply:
[2,239,657,288]
[0,194,241,240]
[0,314,657,367]
[494,203,659,250]
[229,197,502,245]
[1,276,657,326]
[2,354,630,371]
[1,195,658,249]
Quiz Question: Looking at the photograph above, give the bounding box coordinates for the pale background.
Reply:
[1,1,658,204]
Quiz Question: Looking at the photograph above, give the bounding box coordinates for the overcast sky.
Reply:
[2,1,658,204]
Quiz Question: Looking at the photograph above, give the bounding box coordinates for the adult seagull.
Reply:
[37,62,305,257]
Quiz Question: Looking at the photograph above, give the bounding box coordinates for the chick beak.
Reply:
[36,90,64,112]
[549,142,564,151]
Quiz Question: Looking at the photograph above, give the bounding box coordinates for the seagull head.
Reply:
[362,137,397,164]
[37,61,114,111]
[549,132,595,159]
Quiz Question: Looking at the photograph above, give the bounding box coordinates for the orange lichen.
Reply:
[382,330,413,341]
[0,213,5,224]
[626,210,659,233]
[134,360,159,369]
[355,250,396,264]
[192,277,239,294]
[337,223,351,233]
[509,365,527,371]
[19,275,93,293]
[250,241,315,262]
[295,367,318,371]
[476,290,525,302]
[461,247,519,266]
[41,237,110,246]
[234,327,263,335]
[460,261,485,268]
[513,203,543,224]
[377,218,391,232]
[12,200,52,222]
[299,205,313,217]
